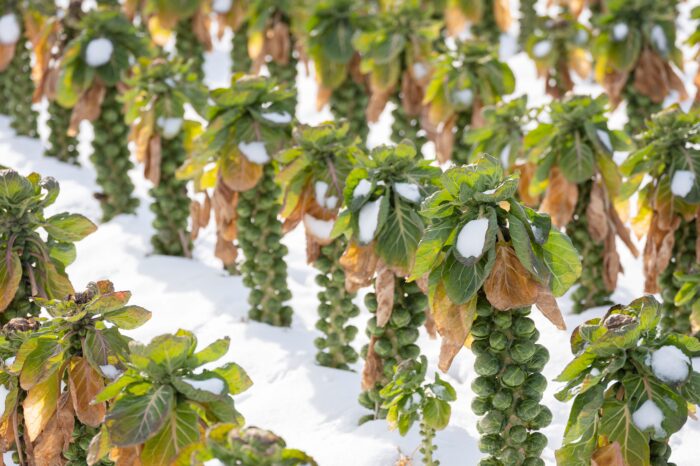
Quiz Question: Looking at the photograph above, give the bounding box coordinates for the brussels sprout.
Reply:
[476,300,494,317]
[399,344,420,360]
[501,365,526,388]
[501,446,525,465]
[525,346,549,372]
[374,338,394,357]
[472,339,490,355]
[479,434,504,454]
[472,320,492,338]
[510,340,536,364]
[478,410,506,435]
[523,373,547,398]
[525,432,547,456]
[396,328,420,346]
[531,405,552,429]
[472,397,491,416]
[472,376,497,397]
[491,390,513,410]
[508,425,528,444]
[475,352,501,377]
[390,309,412,327]
[516,399,542,421]
[523,457,545,466]
[489,331,509,352]
[492,312,512,329]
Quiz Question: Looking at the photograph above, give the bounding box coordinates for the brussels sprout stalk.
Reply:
[231,22,252,74]
[175,19,205,81]
[4,36,38,137]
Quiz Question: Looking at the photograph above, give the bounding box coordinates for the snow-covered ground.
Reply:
[2,5,700,464]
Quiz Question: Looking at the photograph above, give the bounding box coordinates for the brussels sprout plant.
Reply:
[352,1,441,150]
[0,280,151,465]
[555,296,700,466]
[525,95,637,313]
[0,168,96,323]
[122,56,208,257]
[444,0,512,43]
[178,75,294,326]
[621,106,700,335]
[89,329,252,466]
[331,141,441,421]
[422,40,514,164]
[591,0,686,132]
[412,155,581,465]
[56,9,150,221]
[380,356,456,466]
[277,122,365,369]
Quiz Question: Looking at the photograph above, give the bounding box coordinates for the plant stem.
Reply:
[420,418,438,466]
[4,38,38,137]
[659,219,697,335]
[231,22,252,74]
[330,77,369,145]
[46,100,80,165]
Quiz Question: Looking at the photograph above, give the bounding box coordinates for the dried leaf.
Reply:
[0,43,16,72]
[30,392,74,466]
[540,168,579,228]
[375,262,395,328]
[220,152,263,192]
[267,21,291,65]
[145,135,162,186]
[23,370,60,442]
[586,182,609,242]
[0,415,14,453]
[361,336,384,390]
[215,236,237,267]
[432,283,476,372]
[471,96,485,128]
[602,231,621,291]
[610,202,639,258]
[444,6,468,36]
[643,210,680,294]
[339,241,378,293]
[68,356,106,428]
[600,69,629,108]
[305,232,321,265]
[316,85,332,111]
[484,243,539,311]
[633,48,688,104]
[401,69,426,116]
[190,201,202,240]
[534,285,566,330]
[494,0,511,32]
[366,87,393,123]
[68,81,106,137]
[192,9,212,52]
[434,114,457,164]
[569,47,591,79]
[591,441,625,466]
[515,162,540,207]
[109,446,142,466]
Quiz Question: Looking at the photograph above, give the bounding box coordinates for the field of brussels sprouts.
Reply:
[2,1,700,466]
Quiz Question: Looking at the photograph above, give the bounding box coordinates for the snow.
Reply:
[156,117,183,139]
[651,345,691,383]
[85,38,114,67]
[358,199,381,244]
[314,180,328,203]
[261,111,293,124]
[238,141,270,164]
[353,179,372,198]
[183,376,226,394]
[2,451,17,466]
[4,356,15,366]
[499,143,511,167]
[304,214,334,240]
[212,0,233,13]
[0,14,20,45]
[453,89,473,106]
[651,25,667,54]
[100,364,121,379]
[456,218,489,260]
[325,196,338,209]
[671,170,695,198]
[575,29,588,45]
[412,62,429,80]
[632,400,666,437]
[394,182,421,202]
[203,460,225,466]
[596,129,612,152]
[0,384,8,411]
[612,23,629,41]
[532,40,552,58]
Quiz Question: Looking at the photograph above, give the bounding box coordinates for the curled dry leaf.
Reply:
[31,392,75,466]
[339,241,378,293]
[192,8,213,52]
[600,69,630,108]
[484,243,540,311]
[515,162,540,207]
[586,181,610,242]
[401,69,427,116]
[643,208,680,293]
[375,262,395,328]
[494,0,512,32]
[23,372,60,442]
[68,81,106,137]
[591,441,625,466]
[267,21,291,65]
[444,5,469,37]
[109,446,143,466]
[282,184,311,234]
[366,87,393,123]
[361,336,384,390]
[68,356,106,428]
[145,135,162,186]
[569,47,591,79]
[602,231,621,291]
[42,67,59,102]
[633,48,688,104]
[0,43,16,72]
[316,85,332,111]
[534,285,566,330]
[546,62,573,99]
[305,232,321,265]
[221,150,263,192]
[471,96,485,128]
[540,168,579,228]
[432,114,457,164]
[0,415,14,454]
[215,235,238,267]
[432,283,476,372]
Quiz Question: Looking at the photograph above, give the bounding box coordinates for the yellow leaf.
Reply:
[23,369,61,441]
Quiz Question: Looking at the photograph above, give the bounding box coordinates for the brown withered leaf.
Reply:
[534,285,566,330]
[0,43,16,72]
[213,183,238,243]
[0,415,14,454]
[192,9,213,52]
[305,232,321,265]
[23,370,60,441]
[30,392,74,466]
[494,0,512,32]
[283,184,311,234]
[434,114,457,164]
[68,356,106,427]
[190,201,202,240]
[361,336,384,391]
[591,442,625,466]
[586,181,609,242]
[401,69,426,116]
[484,243,539,310]
[109,446,143,466]
[471,96,485,128]
[444,6,469,36]
[375,262,396,328]
[432,283,476,372]
[609,202,639,257]
[546,61,573,98]
[633,48,688,104]
[68,81,106,136]
[316,85,332,111]
[643,210,680,293]
[540,168,579,228]
[220,152,263,192]
[200,192,212,227]
[215,235,237,267]
[602,231,621,291]
[339,241,378,293]
[145,135,162,185]
[43,67,59,102]
[600,69,630,108]
[569,47,591,79]
[267,21,291,65]
[366,87,393,123]
[515,162,540,207]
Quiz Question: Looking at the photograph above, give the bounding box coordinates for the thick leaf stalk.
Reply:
[238,164,292,326]
[330,78,369,144]
[659,219,696,335]
[90,88,139,222]
[313,238,360,369]
[358,278,426,421]
[391,95,426,153]
[5,39,38,137]
[471,297,550,466]
[175,20,205,81]
[65,424,113,465]
[568,182,611,313]
[46,100,80,165]
[518,0,537,49]
[420,419,438,466]
[150,133,191,256]
[231,23,252,74]
[623,77,662,134]
[472,1,500,44]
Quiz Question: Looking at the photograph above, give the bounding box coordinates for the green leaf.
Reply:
[214,362,253,395]
[43,213,97,242]
[141,403,200,466]
[83,328,110,369]
[187,337,230,367]
[49,242,77,267]
[562,385,604,443]
[140,334,193,374]
[441,248,496,305]
[680,371,700,405]
[423,398,451,431]
[559,135,595,184]
[542,229,581,296]
[410,218,457,281]
[95,374,139,403]
[106,384,176,446]
[598,400,649,466]
[172,372,228,402]
[19,338,65,391]
[103,305,152,329]
[0,249,22,312]
[623,374,688,439]
[556,351,596,383]
[375,194,424,270]
[0,169,35,204]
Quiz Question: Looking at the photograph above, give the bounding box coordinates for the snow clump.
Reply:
[353,179,372,198]
[304,214,334,240]
[261,111,292,124]
[632,399,665,437]
[86,37,114,67]
[532,40,552,58]
[613,23,629,41]
[651,345,691,383]
[394,182,421,202]
[358,199,381,243]
[671,170,695,198]
[0,14,20,44]
[157,116,183,139]
[212,0,233,13]
[238,141,270,164]
[456,218,489,259]
[183,377,226,394]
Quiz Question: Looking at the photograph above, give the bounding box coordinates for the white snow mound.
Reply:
[183,377,226,394]
[651,345,691,383]
[457,218,489,259]
[0,384,8,410]
[304,214,334,240]
[261,111,292,124]
[238,141,270,164]
[100,364,121,379]
[613,23,629,41]
[353,179,372,199]
[85,38,114,67]
[212,0,233,13]
[325,196,338,209]
[632,399,665,437]
[394,182,421,202]
[532,40,552,58]
[315,181,328,203]
[651,25,667,53]
[0,14,20,45]
[671,170,695,198]
[358,199,381,243]
[157,117,183,139]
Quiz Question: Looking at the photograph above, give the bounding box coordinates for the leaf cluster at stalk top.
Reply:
[413,155,581,370]
[555,296,700,466]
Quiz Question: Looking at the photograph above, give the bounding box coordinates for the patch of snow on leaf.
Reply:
[394,182,421,202]
[358,199,381,243]
[238,141,270,164]
[671,170,695,198]
[596,129,612,152]
[651,345,690,383]
[613,23,629,41]
[85,38,114,67]
[456,218,489,259]
[4,356,14,366]
[261,111,292,124]
[314,181,328,204]
[353,179,372,199]
[575,29,588,45]
[0,384,8,410]
[212,0,233,13]
[183,377,226,394]
[2,451,17,466]
[693,357,700,372]
[453,89,473,106]
[632,399,665,437]
[157,117,183,139]
[203,460,225,466]
[304,214,334,240]
[483,188,496,195]
[100,364,121,379]
[500,144,511,168]
[325,196,338,209]
[532,40,552,58]
[590,368,601,376]
[0,14,20,45]
[412,62,428,80]
[651,25,667,53]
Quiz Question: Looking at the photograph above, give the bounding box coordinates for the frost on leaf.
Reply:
[456,218,489,260]
[650,345,691,383]
[632,399,665,437]
[358,199,381,244]
[483,243,539,311]
[85,38,114,67]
